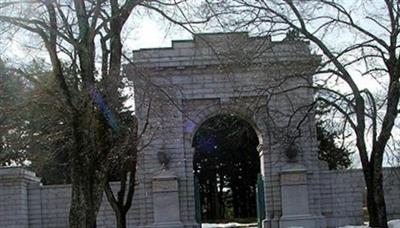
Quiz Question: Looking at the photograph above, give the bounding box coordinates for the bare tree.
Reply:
[103,111,139,228]
[130,1,400,226]
[0,1,144,227]
[184,1,400,227]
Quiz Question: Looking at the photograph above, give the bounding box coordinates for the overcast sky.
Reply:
[1,5,397,167]
[124,14,192,50]
[1,12,192,64]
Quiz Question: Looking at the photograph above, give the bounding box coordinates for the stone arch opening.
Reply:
[192,114,261,224]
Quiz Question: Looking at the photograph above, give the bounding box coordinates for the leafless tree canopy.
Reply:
[0,1,148,227]
[1,0,399,227]
[175,1,399,227]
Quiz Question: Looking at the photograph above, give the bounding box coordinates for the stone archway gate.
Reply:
[128,32,325,228]
[0,32,399,228]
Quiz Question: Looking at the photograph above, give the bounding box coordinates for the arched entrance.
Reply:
[130,33,325,228]
[192,114,261,226]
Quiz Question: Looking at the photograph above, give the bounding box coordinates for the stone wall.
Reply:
[0,167,141,228]
[0,168,36,228]
[320,167,400,228]
[129,32,324,228]
[1,33,400,228]
[1,166,399,227]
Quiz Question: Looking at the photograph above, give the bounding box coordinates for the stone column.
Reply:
[279,164,324,228]
[152,169,183,228]
[0,167,41,228]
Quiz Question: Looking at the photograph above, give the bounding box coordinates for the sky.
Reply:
[1,11,192,64]
[1,3,398,167]
[123,14,191,50]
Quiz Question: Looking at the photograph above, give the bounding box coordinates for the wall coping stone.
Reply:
[130,32,320,69]
[0,167,41,183]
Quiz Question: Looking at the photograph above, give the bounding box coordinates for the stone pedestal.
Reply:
[262,217,280,228]
[279,164,324,228]
[0,168,41,228]
[152,169,183,228]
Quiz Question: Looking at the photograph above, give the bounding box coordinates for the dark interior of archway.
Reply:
[193,114,260,223]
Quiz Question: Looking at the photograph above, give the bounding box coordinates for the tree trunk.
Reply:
[366,177,379,227]
[69,183,101,228]
[69,113,105,228]
[374,187,388,228]
[116,211,127,228]
[365,165,388,228]
[216,173,224,219]
[104,173,136,228]
[69,162,104,228]
[373,167,388,228]
[211,178,218,219]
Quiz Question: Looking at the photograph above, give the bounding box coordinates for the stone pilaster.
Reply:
[0,167,41,228]
[279,164,325,228]
[152,169,183,228]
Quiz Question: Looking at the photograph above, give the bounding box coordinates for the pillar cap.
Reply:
[0,167,41,183]
[280,163,307,173]
[153,168,177,180]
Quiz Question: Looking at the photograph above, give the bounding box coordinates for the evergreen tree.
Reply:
[317,122,353,170]
[0,60,72,183]
[0,59,28,165]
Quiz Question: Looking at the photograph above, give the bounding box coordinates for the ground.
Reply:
[201,219,400,228]
[338,219,400,228]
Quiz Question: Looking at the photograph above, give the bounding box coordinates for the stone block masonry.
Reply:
[1,33,400,228]
[320,168,400,228]
[0,166,399,227]
[0,167,141,228]
[129,32,324,228]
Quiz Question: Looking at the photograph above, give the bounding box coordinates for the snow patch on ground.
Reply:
[338,226,368,228]
[202,223,257,228]
[389,220,400,228]
[337,219,400,228]
[201,219,400,228]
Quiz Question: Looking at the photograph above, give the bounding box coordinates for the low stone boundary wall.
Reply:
[320,167,400,228]
[0,167,140,228]
[0,166,399,228]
